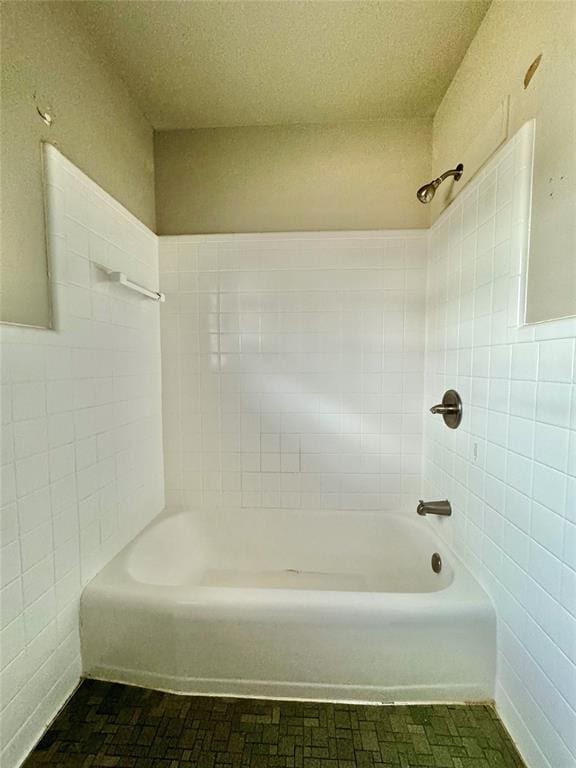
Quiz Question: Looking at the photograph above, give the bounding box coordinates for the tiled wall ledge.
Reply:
[0,146,165,768]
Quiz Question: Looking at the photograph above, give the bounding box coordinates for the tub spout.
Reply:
[417,499,452,516]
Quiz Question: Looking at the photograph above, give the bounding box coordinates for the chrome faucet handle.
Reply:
[430,403,459,415]
[429,389,462,429]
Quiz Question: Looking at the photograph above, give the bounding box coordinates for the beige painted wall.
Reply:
[0,1,155,328]
[154,120,432,234]
[431,0,576,322]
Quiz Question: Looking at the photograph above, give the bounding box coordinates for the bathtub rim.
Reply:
[81,506,496,705]
[82,505,492,614]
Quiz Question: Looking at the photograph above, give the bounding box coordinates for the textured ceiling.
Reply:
[74,1,491,130]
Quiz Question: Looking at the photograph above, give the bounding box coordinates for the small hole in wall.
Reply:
[524,54,542,89]
[34,92,54,127]
[37,106,53,127]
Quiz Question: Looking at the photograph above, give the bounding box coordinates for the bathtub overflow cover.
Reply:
[431,552,442,574]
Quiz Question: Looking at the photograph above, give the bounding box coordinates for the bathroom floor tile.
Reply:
[23,680,526,767]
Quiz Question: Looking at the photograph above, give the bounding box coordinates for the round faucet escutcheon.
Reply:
[429,389,462,429]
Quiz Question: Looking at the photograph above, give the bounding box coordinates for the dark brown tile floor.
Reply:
[24,680,526,768]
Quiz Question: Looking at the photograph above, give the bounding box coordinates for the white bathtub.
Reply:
[81,507,495,703]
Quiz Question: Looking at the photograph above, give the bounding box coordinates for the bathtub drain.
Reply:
[431,552,442,574]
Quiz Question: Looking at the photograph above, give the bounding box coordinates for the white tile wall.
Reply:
[0,146,164,768]
[159,231,427,514]
[3,125,573,768]
[423,121,576,768]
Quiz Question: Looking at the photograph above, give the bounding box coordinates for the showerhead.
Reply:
[416,181,439,204]
[417,163,464,204]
